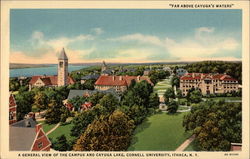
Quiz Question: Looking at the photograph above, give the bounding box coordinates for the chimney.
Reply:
[119,76,123,81]
[201,73,204,79]
[137,76,140,81]
[112,76,115,81]
[36,123,42,133]
[25,120,31,127]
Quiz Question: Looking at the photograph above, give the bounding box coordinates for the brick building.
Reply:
[9,118,51,151]
[95,75,154,93]
[180,73,239,96]
[9,94,17,125]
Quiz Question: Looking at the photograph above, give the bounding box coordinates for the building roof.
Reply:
[102,69,113,75]
[9,118,37,151]
[95,75,153,87]
[29,75,75,86]
[95,76,127,86]
[58,48,68,60]
[67,89,120,101]
[81,74,100,80]
[180,73,238,81]
[9,94,17,108]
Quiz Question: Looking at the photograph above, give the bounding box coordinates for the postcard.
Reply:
[0,1,249,159]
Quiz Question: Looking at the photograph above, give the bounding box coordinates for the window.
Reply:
[38,142,43,149]
[59,62,63,67]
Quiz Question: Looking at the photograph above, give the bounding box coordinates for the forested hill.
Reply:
[184,61,242,84]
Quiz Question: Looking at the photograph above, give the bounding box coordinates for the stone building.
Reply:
[29,48,75,90]
[180,73,239,96]
[95,75,154,93]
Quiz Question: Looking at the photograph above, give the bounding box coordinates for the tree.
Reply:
[89,92,105,106]
[73,110,134,151]
[32,92,48,112]
[122,80,153,108]
[68,96,87,111]
[148,92,160,109]
[171,75,180,88]
[164,87,175,104]
[15,91,34,120]
[176,89,182,98]
[52,135,69,151]
[99,94,119,112]
[183,100,242,151]
[187,89,202,103]
[127,105,148,125]
[70,109,97,138]
[45,99,63,124]
[167,101,178,114]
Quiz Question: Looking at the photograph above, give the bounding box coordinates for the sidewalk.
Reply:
[175,134,195,151]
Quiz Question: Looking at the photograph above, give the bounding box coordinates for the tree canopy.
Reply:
[183,100,242,151]
[73,110,134,151]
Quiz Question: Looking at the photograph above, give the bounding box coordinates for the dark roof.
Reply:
[81,74,100,80]
[58,48,68,60]
[11,118,37,128]
[102,69,113,75]
[9,118,38,151]
[67,89,120,100]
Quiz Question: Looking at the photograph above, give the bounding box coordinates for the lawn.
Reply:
[184,140,200,151]
[38,121,57,133]
[128,112,191,151]
[154,78,172,96]
[204,96,242,101]
[47,122,75,141]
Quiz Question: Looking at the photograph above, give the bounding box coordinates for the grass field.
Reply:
[128,112,191,151]
[38,121,56,133]
[47,122,75,141]
[184,140,200,151]
[154,78,172,96]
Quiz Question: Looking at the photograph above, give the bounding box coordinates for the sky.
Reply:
[10,9,242,64]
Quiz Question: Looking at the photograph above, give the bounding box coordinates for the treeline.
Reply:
[184,61,242,83]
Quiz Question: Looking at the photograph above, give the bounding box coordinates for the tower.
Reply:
[58,48,68,86]
[101,61,107,72]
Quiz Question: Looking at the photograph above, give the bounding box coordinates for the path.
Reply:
[175,134,195,151]
[46,123,60,135]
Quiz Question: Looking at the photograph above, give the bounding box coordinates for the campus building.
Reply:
[29,48,75,90]
[95,75,153,93]
[180,73,239,96]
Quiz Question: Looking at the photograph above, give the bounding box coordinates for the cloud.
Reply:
[91,27,104,35]
[109,33,164,47]
[11,27,241,63]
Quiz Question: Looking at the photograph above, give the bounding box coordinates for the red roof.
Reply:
[9,94,17,108]
[180,73,238,81]
[95,75,153,86]
[29,75,75,86]
[82,102,93,110]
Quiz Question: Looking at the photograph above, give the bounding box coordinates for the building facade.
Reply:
[9,94,17,125]
[180,73,239,96]
[95,75,154,93]
[58,48,69,86]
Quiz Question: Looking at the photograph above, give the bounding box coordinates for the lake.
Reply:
[10,65,88,77]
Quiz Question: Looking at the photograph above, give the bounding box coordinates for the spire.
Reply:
[58,48,68,60]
